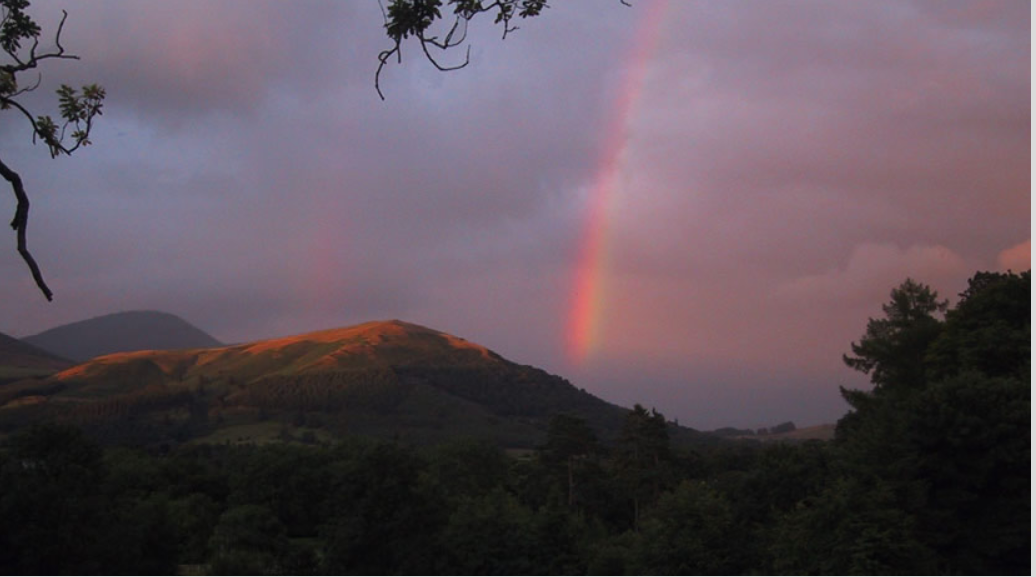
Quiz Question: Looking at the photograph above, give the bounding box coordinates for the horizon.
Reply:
[0,0,1029,430]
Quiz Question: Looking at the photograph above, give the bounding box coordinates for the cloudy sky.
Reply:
[0,0,1029,429]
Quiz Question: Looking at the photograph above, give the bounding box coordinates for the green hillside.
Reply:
[0,320,702,448]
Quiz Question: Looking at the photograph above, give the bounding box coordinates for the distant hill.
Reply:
[23,311,223,362]
[712,423,836,443]
[0,331,72,382]
[0,320,705,448]
[757,423,835,442]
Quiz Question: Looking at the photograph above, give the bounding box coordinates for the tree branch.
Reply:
[0,5,103,301]
[0,155,52,300]
[377,0,611,99]
[0,93,41,128]
[417,31,470,72]
[375,45,399,101]
[1,11,78,76]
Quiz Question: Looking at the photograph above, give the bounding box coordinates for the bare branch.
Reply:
[0,155,53,300]
[8,71,41,97]
[375,45,400,101]
[0,95,43,137]
[27,30,39,62]
[440,16,468,48]
[417,33,470,72]
[53,10,69,53]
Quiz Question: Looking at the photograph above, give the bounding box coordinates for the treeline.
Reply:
[712,421,797,437]
[0,411,834,575]
[0,271,1028,575]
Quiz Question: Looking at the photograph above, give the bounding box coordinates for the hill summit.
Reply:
[54,319,502,384]
[23,310,223,362]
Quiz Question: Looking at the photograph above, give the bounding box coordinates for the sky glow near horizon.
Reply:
[0,0,1029,429]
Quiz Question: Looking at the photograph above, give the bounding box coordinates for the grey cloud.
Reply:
[0,1,1026,428]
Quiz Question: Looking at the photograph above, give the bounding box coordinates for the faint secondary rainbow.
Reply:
[566,0,668,364]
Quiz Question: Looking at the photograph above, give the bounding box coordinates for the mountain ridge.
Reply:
[23,310,223,362]
[55,319,502,382]
[3,319,704,448]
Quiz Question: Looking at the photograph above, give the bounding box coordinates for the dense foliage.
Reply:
[828,271,1030,574]
[0,271,1028,574]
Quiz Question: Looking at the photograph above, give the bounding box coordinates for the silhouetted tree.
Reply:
[842,277,947,394]
[615,404,671,530]
[543,413,598,508]
[830,273,1031,575]
[926,270,1030,381]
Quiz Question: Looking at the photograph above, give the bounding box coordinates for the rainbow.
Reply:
[566,0,668,364]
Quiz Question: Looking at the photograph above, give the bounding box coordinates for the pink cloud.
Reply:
[997,240,1030,272]
[776,243,969,305]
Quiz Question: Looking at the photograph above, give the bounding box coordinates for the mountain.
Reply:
[23,310,223,362]
[0,331,72,382]
[1,320,704,448]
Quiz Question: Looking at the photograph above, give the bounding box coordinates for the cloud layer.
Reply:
[0,0,1028,429]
